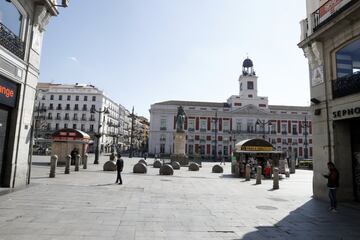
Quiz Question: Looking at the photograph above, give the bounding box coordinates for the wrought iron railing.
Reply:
[0,22,24,59]
[312,0,355,32]
[332,71,360,98]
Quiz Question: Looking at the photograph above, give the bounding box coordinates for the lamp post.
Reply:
[255,119,272,139]
[212,111,218,162]
[91,106,109,164]
[128,107,137,158]
[300,116,309,159]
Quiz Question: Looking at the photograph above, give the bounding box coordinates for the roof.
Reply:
[154,100,230,108]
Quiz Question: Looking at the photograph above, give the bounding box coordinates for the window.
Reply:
[47,112,52,119]
[188,119,195,131]
[160,134,166,142]
[56,113,61,120]
[57,104,62,110]
[336,38,360,78]
[160,119,166,130]
[84,96,88,101]
[236,121,241,132]
[90,124,94,131]
[90,114,95,121]
[64,123,68,129]
[292,124,298,135]
[200,145,205,155]
[270,124,276,134]
[160,144,165,153]
[65,113,69,120]
[73,113,78,120]
[92,96,96,101]
[82,104,87,111]
[74,104,79,110]
[81,113,86,121]
[223,121,229,132]
[81,124,85,131]
[66,104,70,110]
[49,103,53,110]
[281,124,287,134]
[188,145,194,155]
[55,123,59,130]
[200,120,206,131]
[58,95,62,100]
[247,81,254,90]
[91,104,95,111]
[0,1,22,37]
[67,95,71,101]
[73,124,77,129]
[50,95,54,100]
[248,95,253,98]
[75,96,79,101]
[42,95,46,100]
[247,120,254,133]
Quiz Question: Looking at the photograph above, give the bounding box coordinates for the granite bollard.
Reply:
[160,164,174,175]
[65,155,71,174]
[273,167,279,189]
[133,162,147,173]
[245,164,251,181]
[75,154,80,171]
[256,165,262,184]
[189,162,200,171]
[83,154,88,169]
[138,159,147,166]
[153,159,162,168]
[49,155,58,178]
[212,164,223,173]
[171,161,180,170]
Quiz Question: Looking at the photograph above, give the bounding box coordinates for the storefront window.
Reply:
[336,38,360,78]
[0,1,22,37]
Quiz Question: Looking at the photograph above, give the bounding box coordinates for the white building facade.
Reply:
[149,59,313,160]
[299,0,360,201]
[0,0,65,188]
[36,83,120,153]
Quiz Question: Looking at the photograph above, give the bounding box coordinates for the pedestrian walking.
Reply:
[115,154,124,185]
[323,162,340,212]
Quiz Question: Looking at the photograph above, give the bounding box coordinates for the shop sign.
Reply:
[319,0,352,24]
[241,146,273,151]
[332,105,360,120]
[0,77,17,107]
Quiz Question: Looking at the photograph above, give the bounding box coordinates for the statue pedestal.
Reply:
[171,131,188,166]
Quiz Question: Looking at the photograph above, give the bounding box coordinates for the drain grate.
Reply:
[256,205,278,210]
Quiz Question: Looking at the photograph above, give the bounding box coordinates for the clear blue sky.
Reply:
[40,0,309,119]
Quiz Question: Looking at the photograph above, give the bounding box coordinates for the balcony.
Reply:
[160,127,167,131]
[332,71,360,98]
[81,117,87,121]
[64,117,70,120]
[0,23,25,59]
[56,106,62,110]
[188,128,195,132]
[73,117,78,121]
[200,128,207,132]
[56,117,61,120]
[313,0,356,31]
[82,107,88,111]
[90,118,96,121]
[281,131,288,135]
[47,116,53,120]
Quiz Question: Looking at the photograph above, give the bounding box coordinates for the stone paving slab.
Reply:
[0,155,359,239]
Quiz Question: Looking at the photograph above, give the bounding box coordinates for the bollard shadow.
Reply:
[240,199,360,239]
[220,174,237,179]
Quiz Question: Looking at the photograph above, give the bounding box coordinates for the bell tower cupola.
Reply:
[239,57,258,98]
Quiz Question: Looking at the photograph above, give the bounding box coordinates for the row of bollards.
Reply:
[49,154,88,178]
[244,164,280,190]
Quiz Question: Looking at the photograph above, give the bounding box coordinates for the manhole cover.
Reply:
[256,205,278,210]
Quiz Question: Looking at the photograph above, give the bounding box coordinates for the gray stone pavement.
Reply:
[0,155,360,240]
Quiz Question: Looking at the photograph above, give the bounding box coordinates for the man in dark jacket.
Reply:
[323,162,340,211]
[115,154,124,185]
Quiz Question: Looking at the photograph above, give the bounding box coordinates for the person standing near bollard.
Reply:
[323,162,340,212]
[115,154,124,185]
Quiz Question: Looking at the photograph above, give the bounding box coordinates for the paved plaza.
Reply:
[0,155,360,240]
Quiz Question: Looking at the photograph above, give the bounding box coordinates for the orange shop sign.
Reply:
[0,77,17,107]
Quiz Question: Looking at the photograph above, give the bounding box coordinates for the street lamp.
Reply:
[212,111,218,162]
[128,107,137,158]
[91,106,110,164]
[255,119,272,139]
[300,116,309,159]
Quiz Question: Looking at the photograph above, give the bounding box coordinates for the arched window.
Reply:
[0,1,22,37]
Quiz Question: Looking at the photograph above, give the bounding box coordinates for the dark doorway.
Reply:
[351,117,360,201]
[0,106,10,186]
